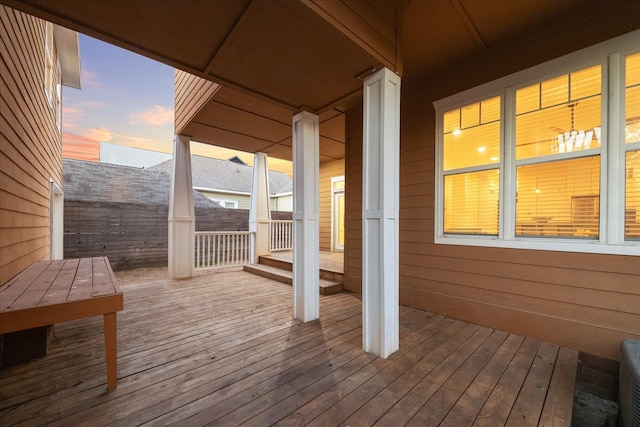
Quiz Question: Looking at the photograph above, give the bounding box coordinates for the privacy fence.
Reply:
[64,200,292,271]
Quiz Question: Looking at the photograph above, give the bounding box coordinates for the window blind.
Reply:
[516,157,600,238]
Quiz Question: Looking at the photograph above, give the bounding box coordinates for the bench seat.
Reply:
[0,257,123,390]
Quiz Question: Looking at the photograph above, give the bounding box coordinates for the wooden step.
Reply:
[257,256,292,271]
[243,264,343,295]
[258,255,344,285]
[244,264,292,285]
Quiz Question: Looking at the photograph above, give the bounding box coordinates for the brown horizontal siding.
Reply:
[343,107,362,292]
[1,10,60,182]
[318,159,344,251]
[1,6,62,285]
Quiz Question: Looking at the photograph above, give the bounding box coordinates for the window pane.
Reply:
[627,52,640,87]
[516,83,539,115]
[516,66,602,160]
[443,97,501,170]
[516,157,600,238]
[571,65,601,100]
[461,102,480,129]
[541,75,568,108]
[444,169,499,235]
[481,96,501,123]
[443,109,460,134]
[626,52,640,144]
[627,151,640,240]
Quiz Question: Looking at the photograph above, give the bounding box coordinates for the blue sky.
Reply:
[63,34,175,156]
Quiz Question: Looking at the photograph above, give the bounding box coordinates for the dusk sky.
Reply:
[63,34,291,174]
[62,34,174,159]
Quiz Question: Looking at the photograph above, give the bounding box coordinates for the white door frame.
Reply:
[49,178,64,260]
[331,175,345,252]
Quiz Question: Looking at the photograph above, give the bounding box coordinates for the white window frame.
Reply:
[434,29,640,256]
[44,22,62,132]
[210,198,238,209]
[44,22,54,106]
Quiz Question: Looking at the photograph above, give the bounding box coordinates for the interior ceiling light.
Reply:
[552,102,597,153]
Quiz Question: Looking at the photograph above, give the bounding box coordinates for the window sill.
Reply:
[435,234,640,256]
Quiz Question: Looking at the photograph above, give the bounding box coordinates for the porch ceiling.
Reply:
[4,0,640,161]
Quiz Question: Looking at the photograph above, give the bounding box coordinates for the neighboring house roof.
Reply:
[150,154,292,196]
[63,159,221,209]
[275,181,293,195]
[227,155,247,166]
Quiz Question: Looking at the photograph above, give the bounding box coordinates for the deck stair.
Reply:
[244,255,343,295]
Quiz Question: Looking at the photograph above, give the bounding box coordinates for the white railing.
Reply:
[195,231,255,270]
[270,220,293,252]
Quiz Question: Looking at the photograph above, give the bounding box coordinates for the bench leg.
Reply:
[104,312,118,391]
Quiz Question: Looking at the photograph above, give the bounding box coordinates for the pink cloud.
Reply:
[81,69,107,91]
[61,101,108,131]
[79,128,172,152]
[130,105,174,126]
[85,127,114,142]
[62,107,83,129]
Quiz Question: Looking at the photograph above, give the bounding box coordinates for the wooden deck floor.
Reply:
[0,268,576,426]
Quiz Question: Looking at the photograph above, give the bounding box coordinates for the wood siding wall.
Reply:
[270,194,292,212]
[197,190,251,210]
[344,107,363,292]
[344,27,640,360]
[1,7,61,285]
[319,159,344,251]
[174,69,219,135]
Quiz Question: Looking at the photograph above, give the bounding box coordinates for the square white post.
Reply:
[362,67,401,358]
[292,111,320,322]
[249,152,272,260]
[168,134,195,279]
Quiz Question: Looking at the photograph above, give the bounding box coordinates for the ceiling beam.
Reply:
[203,0,255,76]
[451,0,487,51]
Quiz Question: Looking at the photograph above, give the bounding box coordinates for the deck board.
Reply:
[0,268,576,426]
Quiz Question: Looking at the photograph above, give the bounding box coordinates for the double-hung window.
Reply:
[435,30,640,256]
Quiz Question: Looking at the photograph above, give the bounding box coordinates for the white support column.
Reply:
[249,152,272,260]
[362,67,401,358]
[168,134,195,279]
[292,111,320,322]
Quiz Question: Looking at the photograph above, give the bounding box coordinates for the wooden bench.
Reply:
[0,257,123,390]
